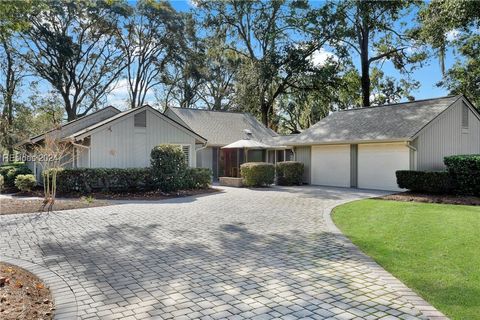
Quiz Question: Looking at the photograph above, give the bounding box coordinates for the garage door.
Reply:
[358,143,410,191]
[311,145,350,187]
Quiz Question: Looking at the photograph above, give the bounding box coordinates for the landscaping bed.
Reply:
[0,262,54,320]
[333,199,480,320]
[379,191,480,206]
[66,187,220,200]
[1,198,111,215]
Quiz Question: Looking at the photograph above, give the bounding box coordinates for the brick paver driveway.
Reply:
[1,186,429,319]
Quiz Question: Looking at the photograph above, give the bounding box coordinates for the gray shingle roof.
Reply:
[69,105,207,142]
[166,107,277,146]
[286,95,462,145]
[19,106,121,146]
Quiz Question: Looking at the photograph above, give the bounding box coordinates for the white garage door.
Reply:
[358,143,410,191]
[311,145,350,187]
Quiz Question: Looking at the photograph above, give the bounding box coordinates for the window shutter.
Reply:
[462,105,469,128]
[182,145,190,166]
[134,110,147,127]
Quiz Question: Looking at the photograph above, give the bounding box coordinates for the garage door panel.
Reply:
[311,145,350,187]
[358,143,409,191]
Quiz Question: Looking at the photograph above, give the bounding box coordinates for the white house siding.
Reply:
[294,146,311,184]
[90,109,197,168]
[357,143,410,191]
[197,147,213,169]
[415,99,480,170]
[76,146,89,168]
[311,145,350,187]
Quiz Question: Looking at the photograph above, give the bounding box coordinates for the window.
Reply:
[182,145,190,165]
[462,104,469,128]
[134,110,147,127]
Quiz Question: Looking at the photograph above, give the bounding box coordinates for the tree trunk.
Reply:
[64,99,76,121]
[360,54,370,107]
[359,13,371,107]
[261,101,269,127]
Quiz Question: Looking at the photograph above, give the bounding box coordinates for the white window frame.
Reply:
[176,144,192,167]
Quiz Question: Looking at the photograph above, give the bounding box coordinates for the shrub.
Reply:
[0,163,32,189]
[183,168,212,189]
[396,170,453,194]
[444,155,480,195]
[0,175,4,192]
[240,162,275,187]
[14,174,37,192]
[51,168,154,194]
[276,161,304,186]
[150,144,187,192]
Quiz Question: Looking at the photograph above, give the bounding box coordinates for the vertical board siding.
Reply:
[416,99,480,170]
[197,147,213,170]
[90,109,196,168]
[294,146,311,184]
[350,144,358,188]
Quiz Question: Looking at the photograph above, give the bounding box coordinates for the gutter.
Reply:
[69,139,91,168]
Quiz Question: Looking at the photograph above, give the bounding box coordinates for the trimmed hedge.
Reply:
[151,144,187,192]
[52,168,154,193]
[14,174,37,192]
[396,170,453,194]
[276,161,304,186]
[240,162,275,187]
[0,162,32,189]
[183,168,212,189]
[444,155,480,195]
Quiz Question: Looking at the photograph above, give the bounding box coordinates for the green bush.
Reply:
[183,168,212,189]
[444,155,480,195]
[0,162,32,189]
[276,161,304,186]
[51,168,154,194]
[0,175,4,192]
[150,144,187,192]
[396,170,453,194]
[241,162,275,187]
[14,174,37,192]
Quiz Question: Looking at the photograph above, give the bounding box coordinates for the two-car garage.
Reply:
[310,143,411,191]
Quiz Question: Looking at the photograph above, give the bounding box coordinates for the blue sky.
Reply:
[166,0,454,101]
[30,0,460,113]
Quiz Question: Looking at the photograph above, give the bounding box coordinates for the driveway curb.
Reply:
[323,202,449,320]
[1,256,78,320]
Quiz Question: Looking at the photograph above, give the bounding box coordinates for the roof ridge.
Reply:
[338,95,461,112]
[169,106,250,115]
[28,105,121,141]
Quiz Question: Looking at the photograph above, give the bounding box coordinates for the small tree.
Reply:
[33,133,73,211]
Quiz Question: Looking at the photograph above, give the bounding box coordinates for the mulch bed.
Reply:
[0,198,111,215]
[1,188,219,215]
[0,263,54,320]
[378,192,480,206]
[86,187,220,200]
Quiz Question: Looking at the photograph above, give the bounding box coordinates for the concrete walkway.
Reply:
[0,186,441,319]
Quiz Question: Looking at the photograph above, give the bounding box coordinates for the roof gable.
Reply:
[289,95,461,145]
[21,106,121,146]
[165,107,277,146]
[70,105,207,143]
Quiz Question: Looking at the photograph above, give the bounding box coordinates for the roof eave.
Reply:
[284,138,411,147]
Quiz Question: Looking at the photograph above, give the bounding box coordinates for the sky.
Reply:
[168,0,456,103]
[31,0,460,112]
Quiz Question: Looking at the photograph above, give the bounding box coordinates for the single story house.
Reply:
[17,105,207,181]
[164,107,294,179]
[280,95,480,190]
[18,94,479,191]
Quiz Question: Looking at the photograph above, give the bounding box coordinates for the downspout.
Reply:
[70,139,91,168]
[406,141,417,171]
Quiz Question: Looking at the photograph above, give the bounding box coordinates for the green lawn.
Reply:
[332,199,480,320]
